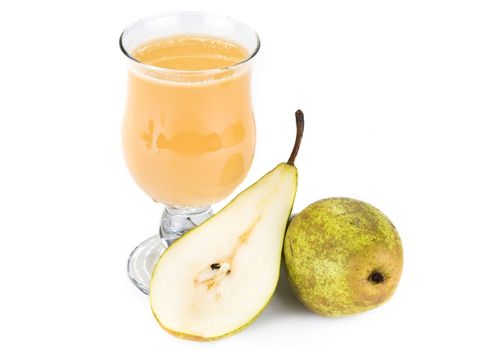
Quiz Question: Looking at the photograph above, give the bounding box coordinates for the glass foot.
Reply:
[127,235,166,295]
[127,205,213,294]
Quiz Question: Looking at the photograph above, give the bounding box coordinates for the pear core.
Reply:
[284,197,403,317]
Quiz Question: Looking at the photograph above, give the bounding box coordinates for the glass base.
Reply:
[127,235,166,294]
[127,205,213,294]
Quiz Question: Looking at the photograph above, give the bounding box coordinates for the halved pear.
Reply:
[150,110,305,340]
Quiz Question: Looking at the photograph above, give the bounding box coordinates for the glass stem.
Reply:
[160,205,213,246]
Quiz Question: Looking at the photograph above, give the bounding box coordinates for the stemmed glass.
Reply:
[119,12,260,294]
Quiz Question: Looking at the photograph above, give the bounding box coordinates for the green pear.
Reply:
[150,111,304,340]
[284,197,403,316]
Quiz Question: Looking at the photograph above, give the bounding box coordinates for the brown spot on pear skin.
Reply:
[347,245,403,309]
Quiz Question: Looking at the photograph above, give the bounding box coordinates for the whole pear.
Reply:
[284,197,403,316]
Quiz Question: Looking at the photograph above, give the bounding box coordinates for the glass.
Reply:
[120,12,260,294]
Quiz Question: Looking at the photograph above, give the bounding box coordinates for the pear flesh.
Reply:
[284,197,403,317]
[151,111,304,340]
[150,164,297,339]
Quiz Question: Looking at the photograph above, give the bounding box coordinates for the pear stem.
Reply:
[287,110,305,165]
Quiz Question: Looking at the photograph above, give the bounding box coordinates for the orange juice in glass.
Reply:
[120,13,260,294]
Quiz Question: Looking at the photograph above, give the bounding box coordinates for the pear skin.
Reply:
[284,197,403,316]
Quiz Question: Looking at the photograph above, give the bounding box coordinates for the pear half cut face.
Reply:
[150,164,297,340]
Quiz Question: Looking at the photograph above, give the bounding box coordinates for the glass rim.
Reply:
[119,11,261,75]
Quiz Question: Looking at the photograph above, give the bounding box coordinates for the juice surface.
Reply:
[123,36,255,207]
[132,35,248,70]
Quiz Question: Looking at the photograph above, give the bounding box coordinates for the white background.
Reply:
[1,0,487,349]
